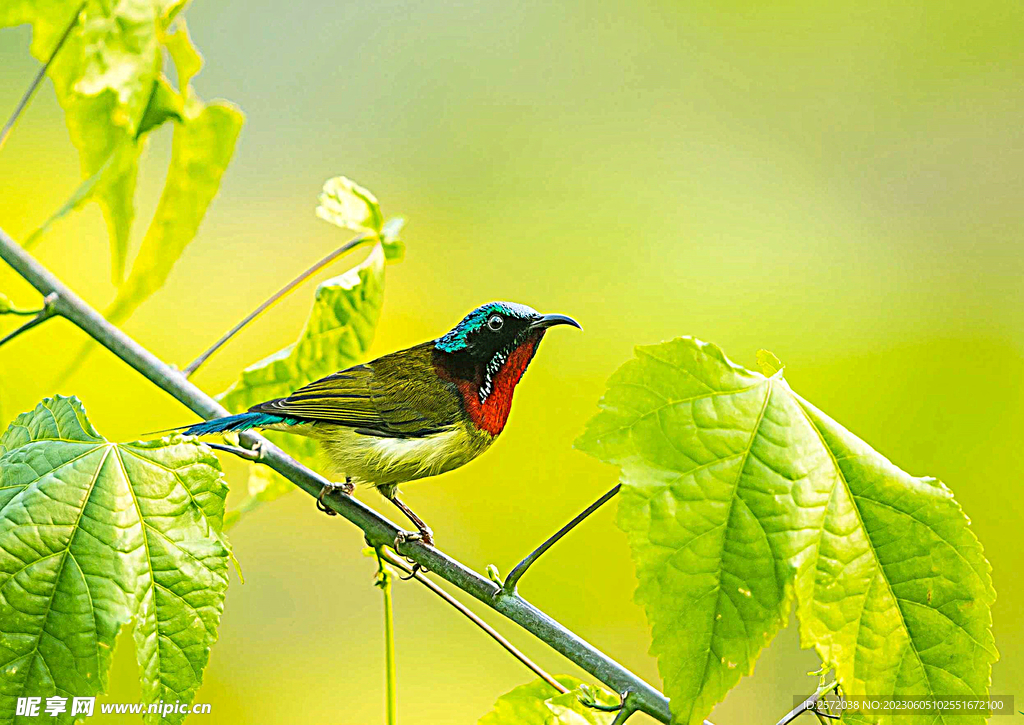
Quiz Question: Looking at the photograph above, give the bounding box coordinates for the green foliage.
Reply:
[479,677,619,725]
[106,101,242,324]
[214,177,405,517]
[3,0,242,307]
[0,396,231,724]
[220,243,389,508]
[317,176,406,262]
[577,338,996,725]
[316,176,384,237]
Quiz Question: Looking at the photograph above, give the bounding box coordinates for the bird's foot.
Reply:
[393,528,434,549]
[394,528,434,579]
[316,478,354,515]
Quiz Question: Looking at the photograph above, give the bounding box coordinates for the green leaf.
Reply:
[4,2,239,290]
[2,0,164,283]
[218,244,389,512]
[479,677,619,725]
[161,18,202,91]
[0,395,230,724]
[576,338,996,725]
[316,176,384,237]
[136,76,185,139]
[380,216,407,262]
[105,101,243,324]
[755,348,782,376]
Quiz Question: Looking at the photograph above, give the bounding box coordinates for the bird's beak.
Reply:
[530,313,582,332]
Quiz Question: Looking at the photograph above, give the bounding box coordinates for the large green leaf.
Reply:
[479,677,619,725]
[0,396,230,724]
[218,244,388,508]
[576,338,996,725]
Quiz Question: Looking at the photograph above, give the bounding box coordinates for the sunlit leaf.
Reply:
[577,338,996,725]
[161,18,202,91]
[105,101,243,324]
[218,245,389,513]
[479,677,619,725]
[0,395,230,724]
[3,1,239,293]
[136,75,184,139]
[2,0,166,282]
[379,216,406,262]
[316,176,384,237]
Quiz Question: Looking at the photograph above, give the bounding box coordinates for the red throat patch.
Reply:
[438,337,541,436]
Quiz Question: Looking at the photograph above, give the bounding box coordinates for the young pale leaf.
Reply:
[479,677,619,725]
[576,338,995,725]
[218,245,388,510]
[106,102,243,325]
[316,176,384,237]
[0,396,230,725]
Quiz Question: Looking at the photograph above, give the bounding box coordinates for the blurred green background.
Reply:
[1,0,1021,722]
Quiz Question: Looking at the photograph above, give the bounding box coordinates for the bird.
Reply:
[180,301,581,547]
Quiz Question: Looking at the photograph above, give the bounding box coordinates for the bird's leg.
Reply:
[388,495,434,548]
[316,476,354,516]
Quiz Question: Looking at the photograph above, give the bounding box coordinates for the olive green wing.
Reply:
[250,342,463,438]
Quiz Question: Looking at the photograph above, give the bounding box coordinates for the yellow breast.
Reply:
[309,420,495,488]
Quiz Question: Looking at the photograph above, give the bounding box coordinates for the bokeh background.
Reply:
[2,1,1022,722]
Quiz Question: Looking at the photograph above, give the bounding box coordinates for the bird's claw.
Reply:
[393,529,434,579]
[393,530,423,548]
[316,479,354,515]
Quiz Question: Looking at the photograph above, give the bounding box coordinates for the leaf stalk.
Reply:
[182,234,372,377]
[501,483,621,595]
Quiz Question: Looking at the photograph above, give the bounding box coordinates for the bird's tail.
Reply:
[180,412,290,436]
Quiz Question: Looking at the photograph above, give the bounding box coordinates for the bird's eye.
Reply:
[487,314,504,331]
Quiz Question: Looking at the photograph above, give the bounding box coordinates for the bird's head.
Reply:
[433,301,581,434]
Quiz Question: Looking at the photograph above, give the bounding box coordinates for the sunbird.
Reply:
[182,302,580,545]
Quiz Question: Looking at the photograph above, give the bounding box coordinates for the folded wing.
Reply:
[250,342,461,438]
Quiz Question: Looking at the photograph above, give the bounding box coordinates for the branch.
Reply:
[0,1,86,152]
[502,483,620,595]
[182,234,371,377]
[377,548,569,697]
[0,293,57,348]
[0,227,675,725]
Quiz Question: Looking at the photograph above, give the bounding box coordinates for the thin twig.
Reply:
[0,1,87,152]
[776,681,841,725]
[0,293,57,348]
[378,548,569,697]
[0,228,674,724]
[182,235,371,377]
[502,483,621,595]
[375,550,398,725]
[205,441,262,461]
[1,306,44,317]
